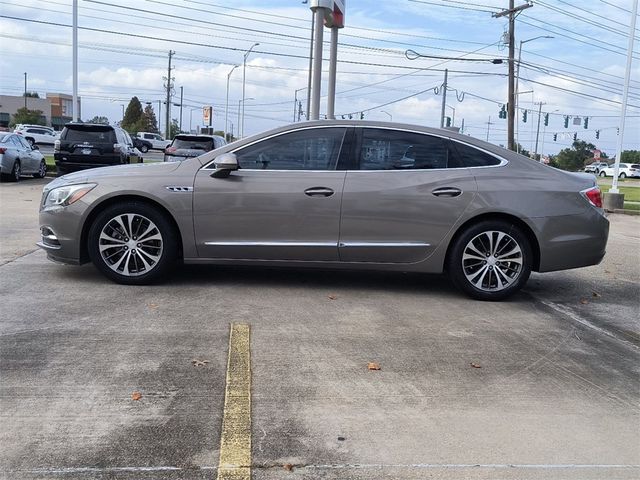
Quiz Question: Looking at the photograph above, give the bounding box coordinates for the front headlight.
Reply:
[43,183,96,210]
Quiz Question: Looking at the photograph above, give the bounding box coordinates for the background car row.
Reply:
[0,132,47,181]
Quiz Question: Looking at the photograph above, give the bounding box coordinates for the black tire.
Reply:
[599,171,607,177]
[1,161,21,182]
[33,159,47,178]
[447,220,532,301]
[619,172,626,179]
[87,201,178,285]
[140,145,149,153]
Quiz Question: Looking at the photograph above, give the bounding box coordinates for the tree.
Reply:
[620,150,640,163]
[552,140,597,171]
[514,143,530,159]
[168,118,182,139]
[142,104,159,133]
[121,96,146,133]
[10,107,44,127]
[86,115,109,124]
[213,130,236,143]
[23,91,40,98]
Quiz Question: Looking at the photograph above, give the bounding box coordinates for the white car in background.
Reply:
[598,163,640,179]
[14,125,59,146]
[136,132,171,150]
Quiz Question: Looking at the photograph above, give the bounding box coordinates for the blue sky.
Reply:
[1,0,638,156]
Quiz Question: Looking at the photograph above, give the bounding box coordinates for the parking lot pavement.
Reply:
[0,182,638,480]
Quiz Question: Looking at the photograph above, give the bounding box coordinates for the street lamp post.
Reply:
[238,98,254,139]
[294,87,307,122]
[380,110,392,121]
[515,35,553,149]
[225,65,239,142]
[241,43,260,139]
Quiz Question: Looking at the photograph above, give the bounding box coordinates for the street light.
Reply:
[225,65,239,142]
[380,110,392,121]
[294,87,307,122]
[515,36,553,148]
[238,97,254,139]
[241,43,260,138]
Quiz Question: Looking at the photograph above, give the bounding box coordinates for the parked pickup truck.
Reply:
[136,132,171,150]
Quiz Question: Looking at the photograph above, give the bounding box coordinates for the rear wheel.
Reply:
[447,220,532,301]
[87,202,178,285]
[1,161,21,182]
[619,172,627,179]
[599,171,607,177]
[140,145,149,153]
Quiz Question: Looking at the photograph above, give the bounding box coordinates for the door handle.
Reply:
[432,187,462,197]
[304,187,334,197]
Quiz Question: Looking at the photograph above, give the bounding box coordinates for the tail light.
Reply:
[582,186,602,209]
[165,146,176,153]
[0,147,6,154]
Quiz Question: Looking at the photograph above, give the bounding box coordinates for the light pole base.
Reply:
[603,192,624,212]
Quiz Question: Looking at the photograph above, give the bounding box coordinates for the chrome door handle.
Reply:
[432,187,462,197]
[304,187,334,197]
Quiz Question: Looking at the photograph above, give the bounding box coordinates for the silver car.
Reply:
[0,133,47,182]
[37,121,609,300]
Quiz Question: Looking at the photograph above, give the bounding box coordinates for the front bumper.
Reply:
[37,201,90,265]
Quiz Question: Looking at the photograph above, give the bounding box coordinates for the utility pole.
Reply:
[225,65,238,142]
[164,50,175,139]
[179,86,183,132]
[440,69,448,128]
[493,1,532,151]
[157,100,162,135]
[23,72,27,109]
[306,14,315,121]
[241,43,259,138]
[533,101,545,161]
[72,0,78,122]
[486,116,494,142]
[297,100,303,122]
[309,4,325,120]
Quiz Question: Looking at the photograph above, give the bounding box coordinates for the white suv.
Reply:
[598,163,640,179]
[14,125,59,146]
[136,132,171,150]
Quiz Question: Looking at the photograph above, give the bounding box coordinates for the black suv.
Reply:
[54,124,141,175]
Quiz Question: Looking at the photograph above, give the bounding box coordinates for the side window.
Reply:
[17,136,31,149]
[359,129,458,170]
[450,141,502,168]
[10,137,23,149]
[234,128,346,170]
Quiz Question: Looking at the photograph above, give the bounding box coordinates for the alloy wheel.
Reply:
[98,213,163,277]
[461,230,523,292]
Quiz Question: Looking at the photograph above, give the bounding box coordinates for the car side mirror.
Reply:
[211,153,238,178]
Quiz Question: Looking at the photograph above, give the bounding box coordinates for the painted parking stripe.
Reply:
[217,323,252,480]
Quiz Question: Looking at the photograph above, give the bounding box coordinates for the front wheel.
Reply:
[140,145,149,153]
[87,202,178,285]
[447,221,532,301]
[34,159,47,178]
[599,171,607,177]
[619,172,627,179]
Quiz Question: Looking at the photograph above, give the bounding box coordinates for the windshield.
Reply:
[0,133,10,142]
[171,136,214,151]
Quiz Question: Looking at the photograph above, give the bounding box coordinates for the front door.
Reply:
[193,126,348,261]
[339,128,477,263]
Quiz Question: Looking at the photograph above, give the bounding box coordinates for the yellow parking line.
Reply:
[217,323,252,480]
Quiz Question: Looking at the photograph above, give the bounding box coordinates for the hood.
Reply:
[48,162,182,188]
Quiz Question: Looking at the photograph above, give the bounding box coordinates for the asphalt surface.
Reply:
[0,178,638,480]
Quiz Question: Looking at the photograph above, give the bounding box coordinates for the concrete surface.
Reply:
[0,181,638,480]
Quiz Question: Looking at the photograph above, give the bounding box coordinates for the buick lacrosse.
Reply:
[38,121,608,300]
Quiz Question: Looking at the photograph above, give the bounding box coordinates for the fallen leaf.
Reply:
[131,391,142,401]
[148,304,158,309]
[367,362,381,371]
[470,362,482,368]
[580,299,589,304]
[283,464,294,471]
[328,294,337,300]
[592,291,601,298]
[192,359,209,367]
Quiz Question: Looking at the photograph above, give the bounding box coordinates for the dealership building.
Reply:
[0,93,81,130]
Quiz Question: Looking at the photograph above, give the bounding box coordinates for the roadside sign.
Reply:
[203,106,213,126]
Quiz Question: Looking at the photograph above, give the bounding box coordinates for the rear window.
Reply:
[171,136,214,151]
[62,126,116,143]
[631,164,640,169]
[450,141,502,168]
[0,133,9,142]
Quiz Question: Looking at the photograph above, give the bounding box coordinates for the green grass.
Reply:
[623,202,640,211]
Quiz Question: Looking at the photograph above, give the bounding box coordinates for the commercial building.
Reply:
[0,93,81,130]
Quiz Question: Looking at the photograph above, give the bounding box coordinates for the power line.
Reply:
[407,0,497,14]
[597,0,632,13]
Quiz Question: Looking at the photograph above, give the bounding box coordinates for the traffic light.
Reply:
[499,105,506,119]
[596,130,600,139]
[564,116,569,128]
[522,110,527,123]
[553,133,557,141]
[544,113,549,126]
[573,132,577,141]
[584,117,589,129]
[446,116,451,127]
[360,112,364,119]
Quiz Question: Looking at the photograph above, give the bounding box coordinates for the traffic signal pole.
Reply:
[439,69,448,128]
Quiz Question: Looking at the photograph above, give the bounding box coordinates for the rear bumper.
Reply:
[532,208,609,273]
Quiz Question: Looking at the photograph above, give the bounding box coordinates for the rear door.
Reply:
[193,126,348,261]
[338,127,477,263]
